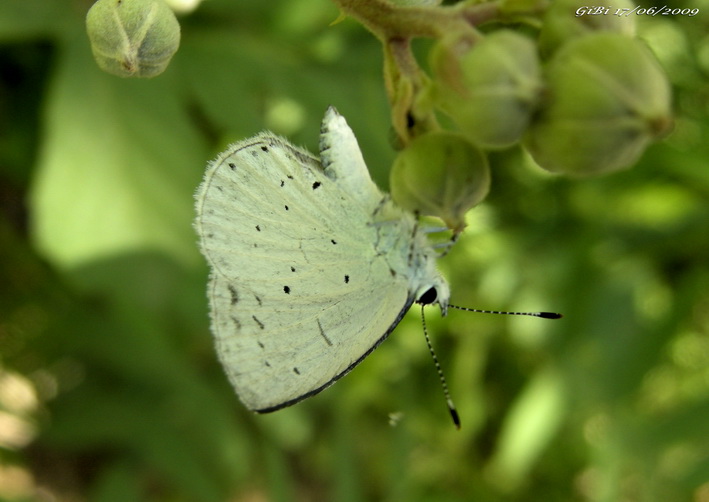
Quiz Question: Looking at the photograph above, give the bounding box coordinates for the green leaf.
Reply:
[30,31,204,270]
[0,0,68,40]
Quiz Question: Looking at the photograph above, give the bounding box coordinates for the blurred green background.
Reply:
[1,0,708,500]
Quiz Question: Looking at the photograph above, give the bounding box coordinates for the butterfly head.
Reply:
[415,278,450,317]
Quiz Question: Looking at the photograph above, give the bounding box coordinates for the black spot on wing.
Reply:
[344,275,350,284]
[283,286,291,294]
[312,181,321,190]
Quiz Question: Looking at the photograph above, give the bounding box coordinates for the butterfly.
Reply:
[195,107,560,423]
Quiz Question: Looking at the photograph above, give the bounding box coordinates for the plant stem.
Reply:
[333,0,470,40]
[329,0,504,143]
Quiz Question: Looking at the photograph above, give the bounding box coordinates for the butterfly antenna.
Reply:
[420,306,461,430]
[448,305,563,319]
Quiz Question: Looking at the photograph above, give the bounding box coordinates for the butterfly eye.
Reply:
[417,287,438,305]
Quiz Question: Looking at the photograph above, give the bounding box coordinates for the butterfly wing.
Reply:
[195,133,415,412]
[319,106,383,208]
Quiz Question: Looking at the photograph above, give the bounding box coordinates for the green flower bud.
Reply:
[86,0,181,78]
[538,0,636,56]
[390,132,490,232]
[524,33,673,176]
[431,30,542,149]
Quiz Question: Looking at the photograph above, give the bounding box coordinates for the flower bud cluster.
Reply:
[389,0,672,226]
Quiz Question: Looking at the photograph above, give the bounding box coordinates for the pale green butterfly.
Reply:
[195,107,560,425]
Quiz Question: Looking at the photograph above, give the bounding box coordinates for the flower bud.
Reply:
[524,33,673,176]
[431,30,542,149]
[86,0,181,78]
[538,0,636,56]
[390,132,489,232]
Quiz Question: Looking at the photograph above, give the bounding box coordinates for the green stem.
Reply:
[329,0,504,143]
[333,0,483,40]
